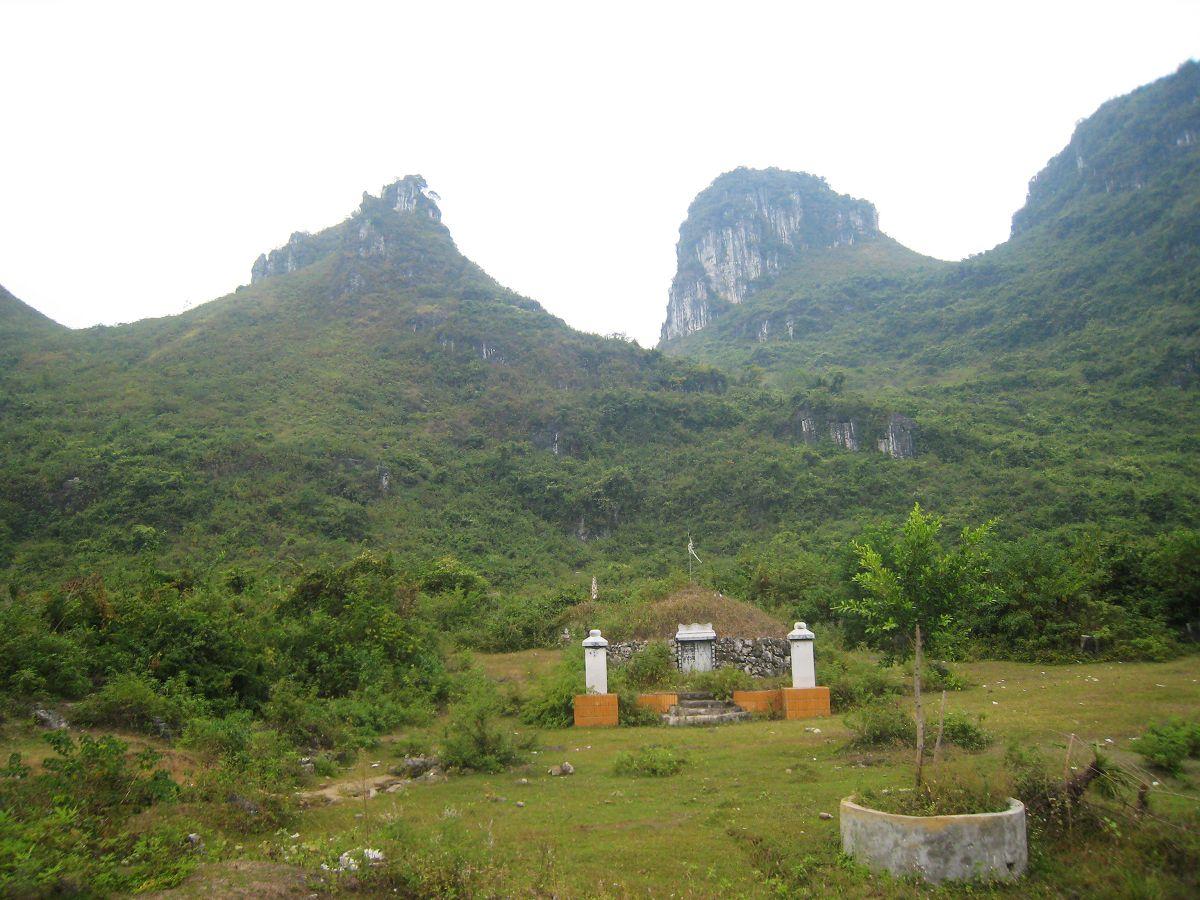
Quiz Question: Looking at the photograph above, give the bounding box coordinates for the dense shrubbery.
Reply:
[845,699,990,752]
[1137,719,1200,774]
[845,699,917,748]
[818,647,900,711]
[0,732,193,895]
[689,666,756,701]
[442,684,530,773]
[622,640,676,690]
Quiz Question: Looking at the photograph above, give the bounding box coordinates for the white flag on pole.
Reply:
[688,536,702,564]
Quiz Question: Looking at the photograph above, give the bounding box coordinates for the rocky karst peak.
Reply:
[1010,60,1200,238]
[660,168,880,342]
[251,175,443,284]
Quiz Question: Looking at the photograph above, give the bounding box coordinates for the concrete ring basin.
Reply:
[839,796,1027,883]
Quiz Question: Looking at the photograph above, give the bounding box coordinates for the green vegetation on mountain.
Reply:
[0,65,1198,669]
[0,61,1199,896]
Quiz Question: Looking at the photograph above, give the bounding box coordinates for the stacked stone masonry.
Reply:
[609,637,791,678]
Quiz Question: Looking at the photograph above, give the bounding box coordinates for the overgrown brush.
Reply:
[613,744,687,776]
[621,640,676,690]
[858,776,1008,816]
[442,685,532,772]
[1137,718,1200,774]
[845,699,916,748]
[818,647,899,711]
[846,699,990,751]
[0,732,195,895]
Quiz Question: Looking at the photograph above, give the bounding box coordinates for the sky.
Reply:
[2,1,1198,346]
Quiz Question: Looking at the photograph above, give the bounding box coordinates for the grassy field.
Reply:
[6,653,1200,897]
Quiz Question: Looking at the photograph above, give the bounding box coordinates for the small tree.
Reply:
[836,504,997,786]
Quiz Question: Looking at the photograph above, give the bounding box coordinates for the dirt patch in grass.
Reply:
[146,860,309,898]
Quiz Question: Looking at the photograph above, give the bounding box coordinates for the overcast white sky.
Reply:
[2,1,1198,345]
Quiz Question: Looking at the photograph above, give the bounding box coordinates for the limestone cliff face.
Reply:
[251,175,442,283]
[660,168,879,342]
[795,407,915,459]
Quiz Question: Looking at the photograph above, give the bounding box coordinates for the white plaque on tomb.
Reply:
[675,622,717,673]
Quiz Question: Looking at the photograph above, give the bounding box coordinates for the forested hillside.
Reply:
[0,66,1197,664]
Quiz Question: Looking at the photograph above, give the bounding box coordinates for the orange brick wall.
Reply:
[574,693,618,727]
[781,686,830,720]
[636,693,678,715]
[732,689,783,715]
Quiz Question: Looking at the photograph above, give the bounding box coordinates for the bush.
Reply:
[611,680,661,727]
[1138,719,1200,774]
[613,745,687,777]
[36,731,178,817]
[73,673,208,735]
[442,687,528,773]
[941,711,992,751]
[845,699,916,748]
[0,732,194,894]
[858,776,1008,816]
[819,648,899,712]
[689,666,754,701]
[916,661,969,692]
[621,641,676,690]
[260,678,348,750]
[520,655,583,729]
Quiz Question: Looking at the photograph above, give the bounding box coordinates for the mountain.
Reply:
[0,65,1197,605]
[656,62,1199,529]
[0,283,65,348]
[661,62,1200,381]
[660,168,937,342]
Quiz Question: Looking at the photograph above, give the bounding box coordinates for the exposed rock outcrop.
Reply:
[661,168,879,341]
[251,175,442,284]
[876,413,916,459]
[794,407,915,458]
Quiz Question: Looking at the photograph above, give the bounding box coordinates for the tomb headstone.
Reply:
[676,622,717,673]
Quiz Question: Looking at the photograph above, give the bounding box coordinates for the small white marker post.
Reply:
[583,629,609,694]
[788,622,816,689]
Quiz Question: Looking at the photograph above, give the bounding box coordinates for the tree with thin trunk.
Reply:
[836,503,997,786]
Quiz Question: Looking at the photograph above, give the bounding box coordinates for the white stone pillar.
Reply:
[583,629,609,694]
[788,622,816,689]
[675,623,717,673]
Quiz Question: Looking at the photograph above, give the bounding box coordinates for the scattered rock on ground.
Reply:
[228,794,261,816]
[819,812,833,820]
[548,761,575,776]
[394,755,441,778]
[33,708,68,730]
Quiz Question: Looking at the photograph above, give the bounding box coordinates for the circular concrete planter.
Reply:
[839,796,1027,884]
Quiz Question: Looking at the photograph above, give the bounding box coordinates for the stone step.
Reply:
[675,691,715,701]
[675,699,728,710]
[663,708,751,727]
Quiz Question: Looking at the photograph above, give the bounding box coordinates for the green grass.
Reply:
[68,652,1192,897]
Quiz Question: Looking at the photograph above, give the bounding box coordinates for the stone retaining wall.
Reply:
[608,637,790,677]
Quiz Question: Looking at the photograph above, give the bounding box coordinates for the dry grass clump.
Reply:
[594,586,789,640]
